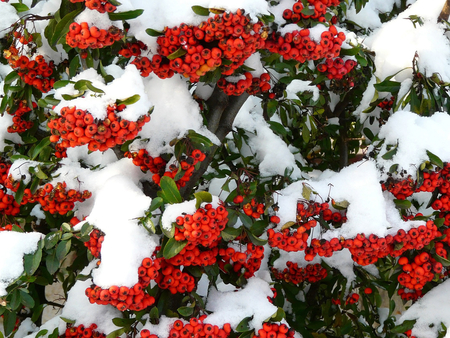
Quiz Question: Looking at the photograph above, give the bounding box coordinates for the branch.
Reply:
[439,0,450,22]
[180,91,249,199]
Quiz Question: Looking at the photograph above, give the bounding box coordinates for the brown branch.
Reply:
[180,91,249,199]
[438,0,450,22]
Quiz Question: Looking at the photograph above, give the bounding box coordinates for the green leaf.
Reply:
[3,311,17,337]
[80,222,93,237]
[23,246,42,275]
[391,319,416,333]
[167,47,187,60]
[108,9,144,21]
[14,181,26,205]
[434,254,450,267]
[382,147,397,160]
[194,191,212,209]
[10,290,21,311]
[56,240,71,261]
[301,7,315,16]
[332,199,350,210]
[53,80,73,90]
[191,5,210,16]
[69,56,80,78]
[221,226,241,241]
[106,328,126,338]
[31,137,52,160]
[177,304,195,316]
[51,9,83,47]
[163,238,187,259]
[45,233,60,250]
[187,130,214,147]
[394,199,412,209]
[20,290,35,308]
[363,127,375,142]
[245,229,268,246]
[239,214,253,229]
[268,121,287,137]
[161,222,175,239]
[302,123,310,143]
[35,329,49,338]
[11,2,30,12]
[150,197,164,212]
[374,80,401,93]
[60,317,76,324]
[86,81,105,93]
[46,252,59,275]
[427,150,444,168]
[117,94,140,106]
[236,316,253,332]
[4,71,19,85]
[268,307,285,322]
[158,176,182,204]
[146,28,165,37]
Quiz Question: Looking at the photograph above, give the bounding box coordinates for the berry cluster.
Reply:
[125,149,166,174]
[218,242,264,278]
[267,226,309,252]
[167,243,218,267]
[382,166,444,199]
[62,323,106,338]
[217,72,271,96]
[86,280,156,312]
[155,261,196,294]
[16,182,92,215]
[85,229,104,258]
[241,198,265,219]
[0,160,20,216]
[0,224,16,231]
[377,96,395,110]
[282,0,341,23]
[272,262,327,284]
[3,49,55,93]
[118,41,146,58]
[397,252,442,293]
[316,57,357,81]
[381,176,415,200]
[87,255,162,311]
[265,26,344,63]
[48,105,151,152]
[174,204,228,247]
[345,293,360,305]
[131,9,267,85]
[69,0,117,13]
[6,101,36,133]
[255,322,294,338]
[66,22,123,50]
[151,149,206,189]
[167,317,231,338]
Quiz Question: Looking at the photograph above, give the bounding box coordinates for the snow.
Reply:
[87,175,157,288]
[54,66,152,122]
[366,0,450,82]
[0,3,19,39]
[233,96,303,179]
[140,75,219,156]
[399,279,450,338]
[61,263,122,335]
[0,232,43,296]
[376,110,450,176]
[205,277,278,330]
[1,0,450,336]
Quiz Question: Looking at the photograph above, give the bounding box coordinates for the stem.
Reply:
[438,0,450,22]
